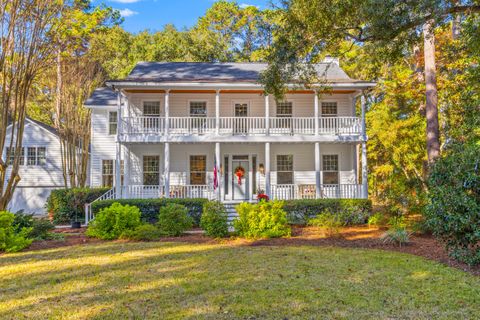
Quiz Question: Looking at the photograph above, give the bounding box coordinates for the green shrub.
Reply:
[368,212,385,227]
[234,201,291,239]
[29,218,55,240]
[308,210,343,236]
[0,211,32,253]
[425,144,480,265]
[120,224,161,241]
[200,201,229,238]
[86,203,141,240]
[282,199,372,225]
[92,198,208,225]
[47,187,110,224]
[12,211,34,233]
[157,204,193,236]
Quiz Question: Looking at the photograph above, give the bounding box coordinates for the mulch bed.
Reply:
[22,225,480,276]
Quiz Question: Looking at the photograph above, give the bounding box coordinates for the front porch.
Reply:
[109,142,367,202]
[118,183,365,201]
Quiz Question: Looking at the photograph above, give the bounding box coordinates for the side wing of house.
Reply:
[3,119,64,214]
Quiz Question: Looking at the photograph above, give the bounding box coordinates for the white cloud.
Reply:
[119,8,138,17]
[239,3,259,9]
[110,0,141,3]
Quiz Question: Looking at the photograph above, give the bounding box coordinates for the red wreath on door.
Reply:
[234,166,245,185]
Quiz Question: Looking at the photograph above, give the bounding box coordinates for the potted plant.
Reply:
[71,194,82,228]
[257,189,269,202]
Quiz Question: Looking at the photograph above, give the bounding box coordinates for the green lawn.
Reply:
[0,242,479,319]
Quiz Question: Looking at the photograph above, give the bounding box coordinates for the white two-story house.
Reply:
[84,61,374,220]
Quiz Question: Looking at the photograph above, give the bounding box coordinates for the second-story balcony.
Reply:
[120,116,362,141]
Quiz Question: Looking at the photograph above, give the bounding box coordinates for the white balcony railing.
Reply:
[271,184,364,200]
[169,117,216,135]
[121,116,362,136]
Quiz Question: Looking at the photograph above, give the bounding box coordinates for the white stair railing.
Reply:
[84,188,116,224]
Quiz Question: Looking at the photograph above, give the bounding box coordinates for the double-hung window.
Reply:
[190,155,206,185]
[321,102,338,117]
[102,160,114,187]
[109,111,118,135]
[190,101,207,132]
[5,147,25,166]
[276,155,293,184]
[143,101,161,131]
[25,147,46,166]
[322,155,339,184]
[143,156,160,186]
[276,101,293,130]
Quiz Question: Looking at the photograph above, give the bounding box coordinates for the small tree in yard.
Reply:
[425,144,480,265]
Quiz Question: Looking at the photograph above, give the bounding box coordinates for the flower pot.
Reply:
[71,221,81,229]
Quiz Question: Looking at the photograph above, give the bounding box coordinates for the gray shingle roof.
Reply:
[26,117,58,136]
[84,87,117,106]
[123,62,353,83]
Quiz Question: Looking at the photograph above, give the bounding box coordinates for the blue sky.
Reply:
[96,0,272,33]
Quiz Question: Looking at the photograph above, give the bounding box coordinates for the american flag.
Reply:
[213,157,218,190]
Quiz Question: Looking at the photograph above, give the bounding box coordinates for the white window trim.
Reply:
[142,154,161,186]
[321,153,340,185]
[232,100,251,117]
[320,100,338,117]
[108,111,118,135]
[23,145,48,166]
[101,159,115,187]
[275,100,295,117]
[187,153,208,185]
[275,153,294,185]
[141,99,163,116]
[188,99,209,117]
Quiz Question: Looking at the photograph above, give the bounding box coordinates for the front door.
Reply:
[234,103,248,135]
[232,156,249,200]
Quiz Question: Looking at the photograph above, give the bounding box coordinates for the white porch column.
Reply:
[314,90,319,135]
[361,95,368,198]
[315,142,321,199]
[165,90,170,136]
[115,91,122,199]
[215,90,220,135]
[265,94,270,135]
[164,142,170,198]
[265,142,271,198]
[215,142,221,200]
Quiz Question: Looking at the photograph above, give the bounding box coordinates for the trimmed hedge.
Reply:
[91,198,208,226]
[282,199,373,225]
[47,187,110,224]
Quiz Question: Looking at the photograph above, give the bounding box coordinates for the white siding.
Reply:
[90,108,117,187]
[3,121,65,213]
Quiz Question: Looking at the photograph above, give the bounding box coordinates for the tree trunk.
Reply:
[423,20,441,163]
